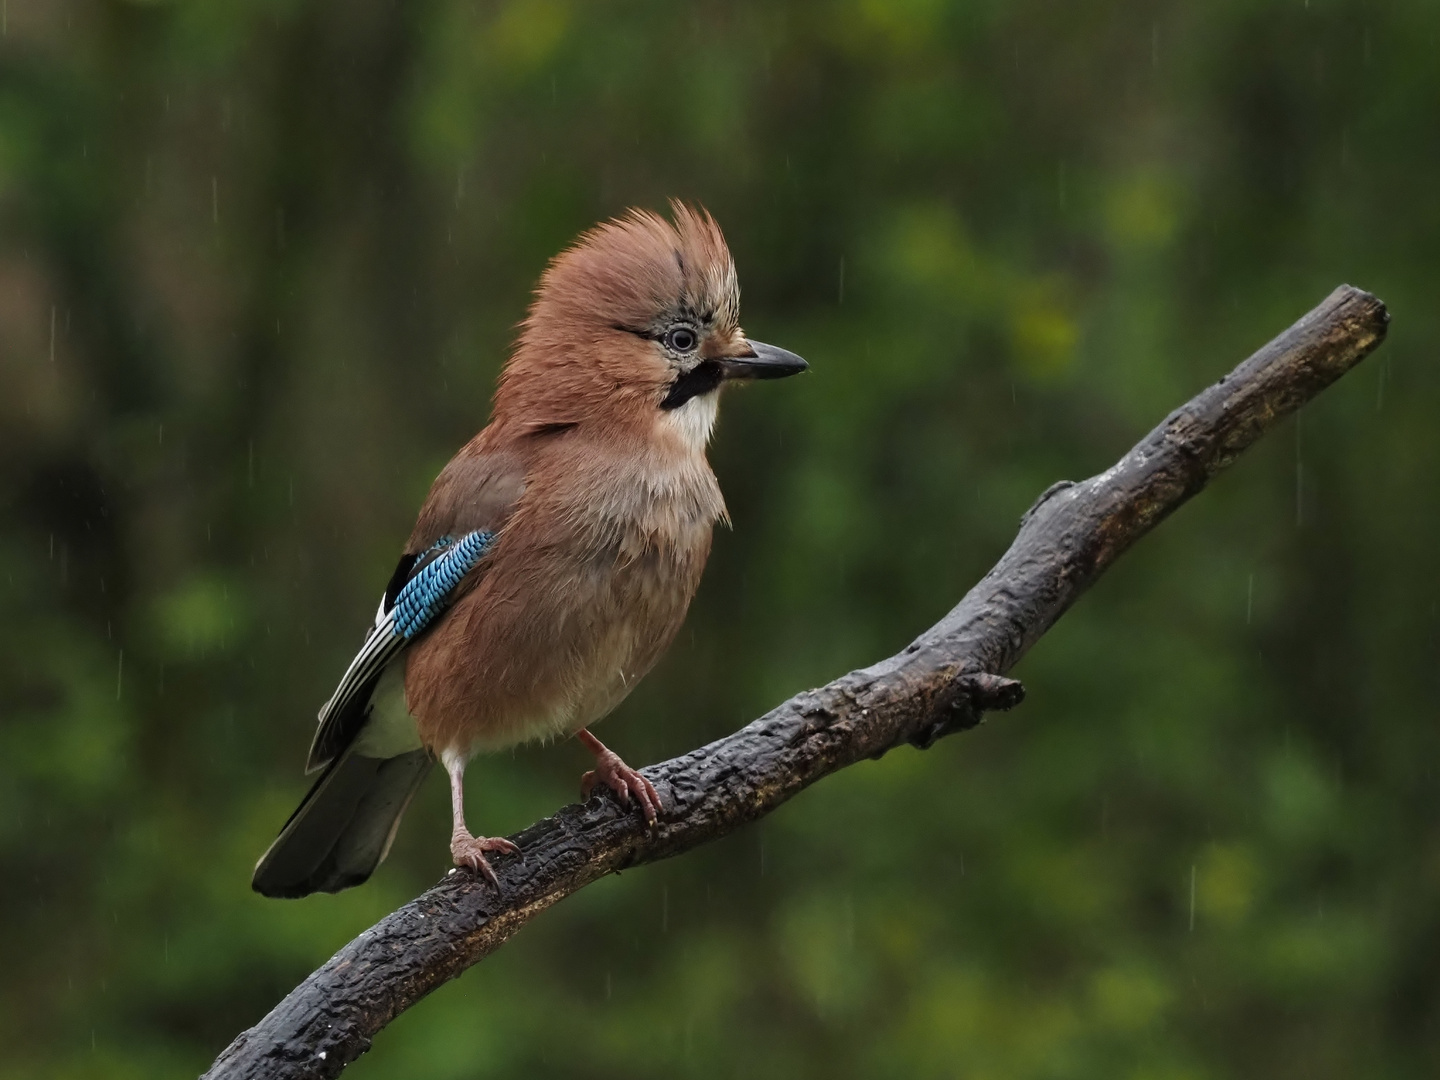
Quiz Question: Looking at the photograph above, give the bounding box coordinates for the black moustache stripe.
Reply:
[661,361,723,410]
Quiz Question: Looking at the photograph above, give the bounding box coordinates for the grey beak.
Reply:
[721,339,809,381]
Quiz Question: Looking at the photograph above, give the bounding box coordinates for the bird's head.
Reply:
[496,202,807,449]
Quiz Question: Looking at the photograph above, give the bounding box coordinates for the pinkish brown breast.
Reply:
[403,428,724,762]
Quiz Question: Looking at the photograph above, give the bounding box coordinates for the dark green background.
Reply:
[3,1,1438,1076]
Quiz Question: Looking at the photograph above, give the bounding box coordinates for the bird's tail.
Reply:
[251,748,433,898]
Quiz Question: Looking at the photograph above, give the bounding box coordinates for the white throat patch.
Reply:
[662,389,720,453]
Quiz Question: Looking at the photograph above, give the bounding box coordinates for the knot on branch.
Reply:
[1020,480,1077,526]
[908,672,1026,750]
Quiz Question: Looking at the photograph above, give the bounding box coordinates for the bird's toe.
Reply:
[582,752,660,825]
[450,834,519,888]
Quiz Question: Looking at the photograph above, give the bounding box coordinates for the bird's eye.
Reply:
[664,326,698,354]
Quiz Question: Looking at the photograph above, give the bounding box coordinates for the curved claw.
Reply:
[450,833,520,889]
[581,751,661,826]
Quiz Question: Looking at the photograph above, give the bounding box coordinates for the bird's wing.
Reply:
[304,531,496,771]
[303,444,530,773]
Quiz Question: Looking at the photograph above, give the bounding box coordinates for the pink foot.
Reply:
[450,832,520,888]
[581,750,661,825]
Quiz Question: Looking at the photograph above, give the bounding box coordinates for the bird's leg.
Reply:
[577,728,661,825]
[443,752,519,888]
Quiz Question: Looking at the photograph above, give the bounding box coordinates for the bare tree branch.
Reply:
[205,285,1389,1079]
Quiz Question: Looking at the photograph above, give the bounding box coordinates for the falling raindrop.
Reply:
[1246,573,1254,624]
[837,256,845,305]
[1188,863,1196,932]
[1294,415,1304,527]
[116,650,123,700]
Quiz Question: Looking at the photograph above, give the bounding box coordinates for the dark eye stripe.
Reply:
[661,360,723,410]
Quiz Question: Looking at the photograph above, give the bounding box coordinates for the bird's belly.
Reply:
[405,521,709,761]
[456,623,644,756]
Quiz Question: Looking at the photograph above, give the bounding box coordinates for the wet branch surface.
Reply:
[205,286,1388,1079]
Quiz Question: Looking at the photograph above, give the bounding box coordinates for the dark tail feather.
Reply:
[251,749,433,898]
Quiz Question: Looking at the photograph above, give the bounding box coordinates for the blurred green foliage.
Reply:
[2,0,1438,1077]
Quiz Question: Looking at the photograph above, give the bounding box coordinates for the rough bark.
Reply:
[205,285,1389,1079]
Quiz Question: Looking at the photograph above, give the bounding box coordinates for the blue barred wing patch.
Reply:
[310,530,494,763]
[392,530,494,639]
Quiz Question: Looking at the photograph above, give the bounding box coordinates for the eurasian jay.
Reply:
[252,204,807,897]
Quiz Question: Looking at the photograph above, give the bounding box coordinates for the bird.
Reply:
[252,203,807,898]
